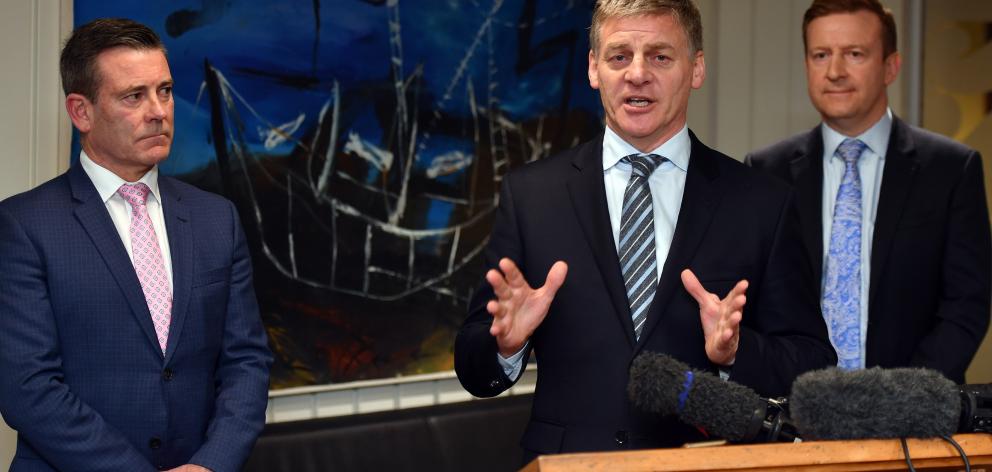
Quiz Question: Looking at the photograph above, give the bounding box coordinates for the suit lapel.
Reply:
[160,177,192,363]
[869,118,918,309]
[69,166,162,355]
[636,132,723,349]
[566,135,637,348]
[790,127,826,287]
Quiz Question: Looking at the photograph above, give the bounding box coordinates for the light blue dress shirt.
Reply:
[820,109,892,369]
[497,126,691,380]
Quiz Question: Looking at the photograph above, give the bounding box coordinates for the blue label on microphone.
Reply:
[678,371,694,413]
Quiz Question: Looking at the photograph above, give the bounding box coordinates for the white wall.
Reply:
[0,1,72,467]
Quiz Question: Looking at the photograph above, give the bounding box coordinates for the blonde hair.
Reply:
[589,0,703,54]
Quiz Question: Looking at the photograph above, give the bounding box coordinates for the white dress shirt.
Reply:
[498,125,691,380]
[79,150,174,290]
[820,108,892,369]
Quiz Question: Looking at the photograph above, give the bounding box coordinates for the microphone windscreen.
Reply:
[629,351,765,441]
[790,367,960,440]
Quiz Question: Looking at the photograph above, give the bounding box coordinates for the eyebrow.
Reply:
[602,41,676,53]
[118,79,174,95]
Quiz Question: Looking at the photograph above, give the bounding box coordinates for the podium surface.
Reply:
[521,433,992,471]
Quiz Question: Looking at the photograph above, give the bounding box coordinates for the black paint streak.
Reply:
[165,0,227,38]
[312,0,321,78]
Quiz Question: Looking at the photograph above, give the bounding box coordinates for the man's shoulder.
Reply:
[901,122,977,160]
[504,134,601,181]
[746,130,816,169]
[160,175,235,208]
[0,172,72,215]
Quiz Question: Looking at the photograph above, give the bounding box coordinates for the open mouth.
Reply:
[625,97,653,108]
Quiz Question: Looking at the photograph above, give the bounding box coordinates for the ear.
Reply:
[588,49,600,90]
[690,50,706,90]
[883,51,901,86]
[65,93,93,133]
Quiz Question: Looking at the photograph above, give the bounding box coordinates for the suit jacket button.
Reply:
[149,437,162,449]
[163,368,174,381]
[615,430,628,447]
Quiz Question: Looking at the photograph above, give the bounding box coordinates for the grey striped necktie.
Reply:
[619,153,663,340]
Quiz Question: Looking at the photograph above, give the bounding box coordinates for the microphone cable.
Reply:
[939,434,971,472]
[898,435,971,472]
[899,438,916,472]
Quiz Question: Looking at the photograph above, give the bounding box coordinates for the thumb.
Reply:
[542,261,568,295]
[680,268,709,304]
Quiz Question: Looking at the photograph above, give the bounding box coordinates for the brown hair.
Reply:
[803,0,897,58]
[60,18,166,102]
[590,0,703,55]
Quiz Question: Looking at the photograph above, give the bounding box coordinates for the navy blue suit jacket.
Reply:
[455,132,836,456]
[0,165,272,471]
[747,117,991,383]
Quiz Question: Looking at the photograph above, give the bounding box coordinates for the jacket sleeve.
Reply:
[910,150,991,383]
[189,201,273,472]
[455,175,533,398]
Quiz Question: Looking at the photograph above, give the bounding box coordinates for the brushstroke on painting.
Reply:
[74,0,602,388]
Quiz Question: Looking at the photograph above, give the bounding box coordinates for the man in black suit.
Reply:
[455,0,836,457]
[747,0,990,383]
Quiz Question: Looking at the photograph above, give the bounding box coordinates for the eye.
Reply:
[122,92,142,104]
[158,86,173,100]
[810,51,828,61]
[654,54,671,64]
[609,54,628,63]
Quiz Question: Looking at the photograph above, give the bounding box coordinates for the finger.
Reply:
[486,299,503,317]
[542,261,568,294]
[485,269,511,299]
[499,258,526,288]
[724,279,749,299]
[680,269,711,305]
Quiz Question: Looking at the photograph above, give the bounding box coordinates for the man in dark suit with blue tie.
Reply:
[455,0,836,459]
[747,0,990,383]
[0,18,272,471]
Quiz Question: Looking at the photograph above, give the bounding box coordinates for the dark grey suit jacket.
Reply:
[747,117,991,383]
[456,131,836,456]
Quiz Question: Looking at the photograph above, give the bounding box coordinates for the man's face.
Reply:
[805,10,900,136]
[72,47,174,181]
[588,13,704,152]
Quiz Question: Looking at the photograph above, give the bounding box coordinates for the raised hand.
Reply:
[487,258,568,357]
[680,269,748,366]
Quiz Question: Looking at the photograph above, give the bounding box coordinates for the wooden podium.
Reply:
[521,434,992,471]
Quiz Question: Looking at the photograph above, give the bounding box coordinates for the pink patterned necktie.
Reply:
[118,183,172,353]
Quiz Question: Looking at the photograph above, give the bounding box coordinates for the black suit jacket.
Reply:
[746,117,991,383]
[455,131,836,456]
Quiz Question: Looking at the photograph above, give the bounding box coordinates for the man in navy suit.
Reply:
[455,0,835,458]
[0,18,272,471]
[747,0,990,383]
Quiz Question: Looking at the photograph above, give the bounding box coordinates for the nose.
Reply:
[826,53,846,81]
[146,94,168,122]
[625,55,650,85]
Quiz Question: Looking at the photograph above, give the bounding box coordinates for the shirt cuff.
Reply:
[497,342,529,381]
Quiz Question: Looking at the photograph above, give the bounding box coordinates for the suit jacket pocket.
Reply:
[192,266,229,288]
[520,419,565,455]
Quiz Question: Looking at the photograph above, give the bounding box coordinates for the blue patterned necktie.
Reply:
[822,138,867,370]
[619,154,663,340]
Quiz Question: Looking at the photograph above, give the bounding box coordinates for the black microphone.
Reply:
[628,351,798,442]
[789,367,962,440]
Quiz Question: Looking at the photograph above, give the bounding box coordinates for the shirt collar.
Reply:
[821,108,892,162]
[602,124,691,172]
[79,150,162,205]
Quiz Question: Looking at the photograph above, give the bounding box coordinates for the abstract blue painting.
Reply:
[75,0,602,388]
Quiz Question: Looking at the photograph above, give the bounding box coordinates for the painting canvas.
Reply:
[74,0,603,389]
